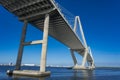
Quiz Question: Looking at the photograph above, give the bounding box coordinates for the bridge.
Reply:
[0,0,95,77]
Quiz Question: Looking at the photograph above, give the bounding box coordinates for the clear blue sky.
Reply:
[0,0,120,67]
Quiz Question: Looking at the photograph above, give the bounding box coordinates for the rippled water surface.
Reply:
[0,66,120,80]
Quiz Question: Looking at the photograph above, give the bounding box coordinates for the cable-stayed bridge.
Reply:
[0,0,95,77]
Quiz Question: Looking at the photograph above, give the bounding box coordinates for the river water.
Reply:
[0,66,120,80]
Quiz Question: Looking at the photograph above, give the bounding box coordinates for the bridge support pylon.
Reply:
[70,48,87,70]
[70,16,95,70]
[70,48,95,70]
[7,14,50,77]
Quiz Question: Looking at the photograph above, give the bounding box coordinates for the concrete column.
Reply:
[40,14,49,72]
[15,20,28,70]
[81,49,88,67]
[70,49,77,65]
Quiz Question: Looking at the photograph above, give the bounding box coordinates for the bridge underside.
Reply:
[0,0,95,77]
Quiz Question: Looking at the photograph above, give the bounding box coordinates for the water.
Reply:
[0,66,120,80]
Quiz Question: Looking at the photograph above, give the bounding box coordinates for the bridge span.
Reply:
[0,0,95,77]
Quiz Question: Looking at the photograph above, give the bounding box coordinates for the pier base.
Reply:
[73,65,88,70]
[73,65,95,70]
[7,70,50,77]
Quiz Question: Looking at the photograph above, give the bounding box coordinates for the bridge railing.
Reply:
[54,1,75,29]
[53,0,85,47]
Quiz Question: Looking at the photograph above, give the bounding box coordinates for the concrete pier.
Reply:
[7,14,50,77]
[7,70,50,77]
[40,14,49,72]
[15,20,28,70]
[73,64,89,70]
[73,65,95,70]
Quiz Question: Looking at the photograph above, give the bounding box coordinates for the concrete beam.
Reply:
[23,40,43,46]
[19,8,55,21]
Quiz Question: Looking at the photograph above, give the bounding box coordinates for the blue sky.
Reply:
[0,0,120,67]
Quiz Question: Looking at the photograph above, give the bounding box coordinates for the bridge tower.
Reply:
[70,16,95,69]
